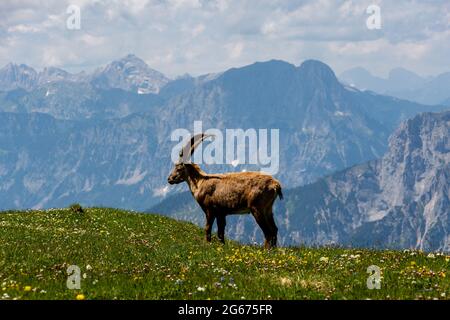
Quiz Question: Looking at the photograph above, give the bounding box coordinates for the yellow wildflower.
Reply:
[319,256,329,263]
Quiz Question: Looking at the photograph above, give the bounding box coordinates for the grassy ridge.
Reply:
[0,208,449,300]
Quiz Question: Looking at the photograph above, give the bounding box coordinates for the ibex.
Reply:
[167,134,283,249]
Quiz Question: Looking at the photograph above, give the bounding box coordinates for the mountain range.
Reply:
[0,55,449,251]
[0,54,168,94]
[0,55,169,120]
[340,67,450,106]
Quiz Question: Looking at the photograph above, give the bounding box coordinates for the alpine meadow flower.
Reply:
[319,256,329,263]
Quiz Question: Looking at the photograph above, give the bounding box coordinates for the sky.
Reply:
[0,0,449,78]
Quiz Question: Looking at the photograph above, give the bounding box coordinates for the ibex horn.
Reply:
[179,133,214,163]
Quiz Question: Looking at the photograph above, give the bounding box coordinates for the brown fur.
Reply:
[168,163,283,249]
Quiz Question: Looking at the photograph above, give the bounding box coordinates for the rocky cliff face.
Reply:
[0,112,164,210]
[153,111,450,252]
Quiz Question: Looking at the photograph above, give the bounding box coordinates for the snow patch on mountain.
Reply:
[116,168,147,185]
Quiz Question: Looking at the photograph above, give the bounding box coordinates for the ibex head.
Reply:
[167,133,213,185]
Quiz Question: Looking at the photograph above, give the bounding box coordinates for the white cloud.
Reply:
[167,0,201,9]
[80,34,106,46]
[7,24,40,33]
[0,0,449,78]
[191,24,205,37]
[261,21,277,36]
[226,42,244,59]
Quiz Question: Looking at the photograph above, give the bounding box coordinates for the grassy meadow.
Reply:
[0,208,449,300]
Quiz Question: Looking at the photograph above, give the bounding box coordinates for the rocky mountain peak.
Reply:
[38,67,71,84]
[0,63,38,91]
[298,59,340,86]
[91,54,170,94]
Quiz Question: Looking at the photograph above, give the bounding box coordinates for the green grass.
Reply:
[0,208,449,300]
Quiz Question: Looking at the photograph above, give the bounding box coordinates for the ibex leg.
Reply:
[217,215,226,244]
[205,213,215,242]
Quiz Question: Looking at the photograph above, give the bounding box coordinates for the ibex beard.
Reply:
[167,133,283,249]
